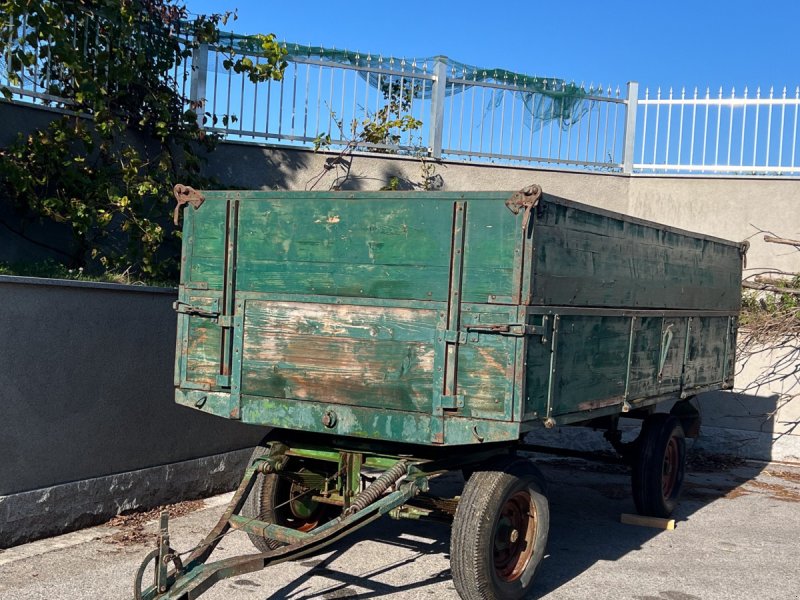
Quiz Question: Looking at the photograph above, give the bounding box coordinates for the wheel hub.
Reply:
[493,491,537,582]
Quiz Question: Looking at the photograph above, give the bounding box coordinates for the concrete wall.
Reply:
[0,276,267,545]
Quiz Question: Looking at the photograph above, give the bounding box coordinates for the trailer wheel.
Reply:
[632,414,686,518]
[451,457,549,600]
[242,445,331,552]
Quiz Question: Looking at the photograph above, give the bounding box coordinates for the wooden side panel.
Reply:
[626,317,662,400]
[185,199,228,289]
[531,199,742,310]
[240,300,440,413]
[455,306,518,419]
[684,316,730,388]
[461,200,522,303]
[551,316,630,415]
[235,198,454,301]
[181,295,223,388]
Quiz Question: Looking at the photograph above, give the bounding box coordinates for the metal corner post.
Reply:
[428,56,448,159]
[189,40,209,129]
[622,81,639,174]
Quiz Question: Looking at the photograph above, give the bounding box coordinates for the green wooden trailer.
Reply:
[135,185,745,600]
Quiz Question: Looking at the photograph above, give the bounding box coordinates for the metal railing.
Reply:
[635,86,800,175]
[3,15,800,177]
[191,40,631,172]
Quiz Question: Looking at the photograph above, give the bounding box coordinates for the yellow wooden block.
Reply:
[620,513,676,530]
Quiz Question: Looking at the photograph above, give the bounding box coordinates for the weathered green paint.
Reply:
[175,189,743,447]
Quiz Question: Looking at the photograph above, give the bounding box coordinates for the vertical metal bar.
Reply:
[429,57,447,158]
[548,81,556,160]
[458,67,466,151]
[499,76,507,155]
[689,87,698,167]
[479,79,486,153]
[351,59,358,139]
[739,87,748,167]
[291,58,298,136]
[469,70,477,153]
[303,60,311,139]
[677,87,685,166]
[557,84,565,160]
[778,87,786,170]
[489,84,496,155]
[652,87,661,167]
[766,86,773,167]
[375,56,382,119]
[702,88,710,169]
[792,87,799,168]
[752,87,761,166]
[726,87,735,167]
[225,33,234,131]
[538,82,546,159]
[314,65,322,136]
[584,88,593,162]
[278,65,285,140]
[252,56,260,135]
[238,63,246,134]
[328,62,336,136]
[265,79,272,137]
[526,86,535,159]
[594,85,611,162]
[665,87,673,166]
[593,84,603,163]
[189,41,209,128]
[623,81,639,173]
[714,87,722,168]
[447,64,456,152]
[509,86,516,158]
[612,86,620,164]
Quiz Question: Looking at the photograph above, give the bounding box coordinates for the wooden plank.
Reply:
[531,200,742,311]
[240,301,438,413]
[621,513,676,530]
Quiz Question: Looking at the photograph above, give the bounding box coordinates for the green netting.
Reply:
[213,33,589,131]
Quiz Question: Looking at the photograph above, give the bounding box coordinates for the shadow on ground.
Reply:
[234,454,773,600]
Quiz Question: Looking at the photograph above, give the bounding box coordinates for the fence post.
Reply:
[622,81,639,174]
[428,56,448,158]
[189,40,209,129]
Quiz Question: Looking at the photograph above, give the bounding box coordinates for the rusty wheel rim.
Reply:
[662,436,679,499]
[493,490,537,582]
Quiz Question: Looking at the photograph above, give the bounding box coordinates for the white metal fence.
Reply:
[4,21,800,177]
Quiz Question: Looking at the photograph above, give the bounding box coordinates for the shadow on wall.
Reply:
[204,142,312,190]
[694,340,800,462]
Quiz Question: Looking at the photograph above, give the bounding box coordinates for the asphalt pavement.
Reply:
[1,455,798,600]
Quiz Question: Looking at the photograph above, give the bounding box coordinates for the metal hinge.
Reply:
[505,184,542,231]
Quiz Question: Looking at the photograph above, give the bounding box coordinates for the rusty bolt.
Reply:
[322,410,337,428]
[544,418,557,429]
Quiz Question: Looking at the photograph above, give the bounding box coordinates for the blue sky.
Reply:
[184,0,798,95]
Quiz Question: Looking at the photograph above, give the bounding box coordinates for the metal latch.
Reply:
[465,323,542,337]
[173,301,219,319]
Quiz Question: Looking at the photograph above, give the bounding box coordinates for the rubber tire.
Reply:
[632,414,686,518]
[241,444,283,552]
[451,457,550,600]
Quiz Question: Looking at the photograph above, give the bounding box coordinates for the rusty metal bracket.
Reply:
[173,184,206,226]
[739,239,750,269]
[505,184,542,232]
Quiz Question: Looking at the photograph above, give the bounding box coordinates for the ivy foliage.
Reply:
[0,0,286,278]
